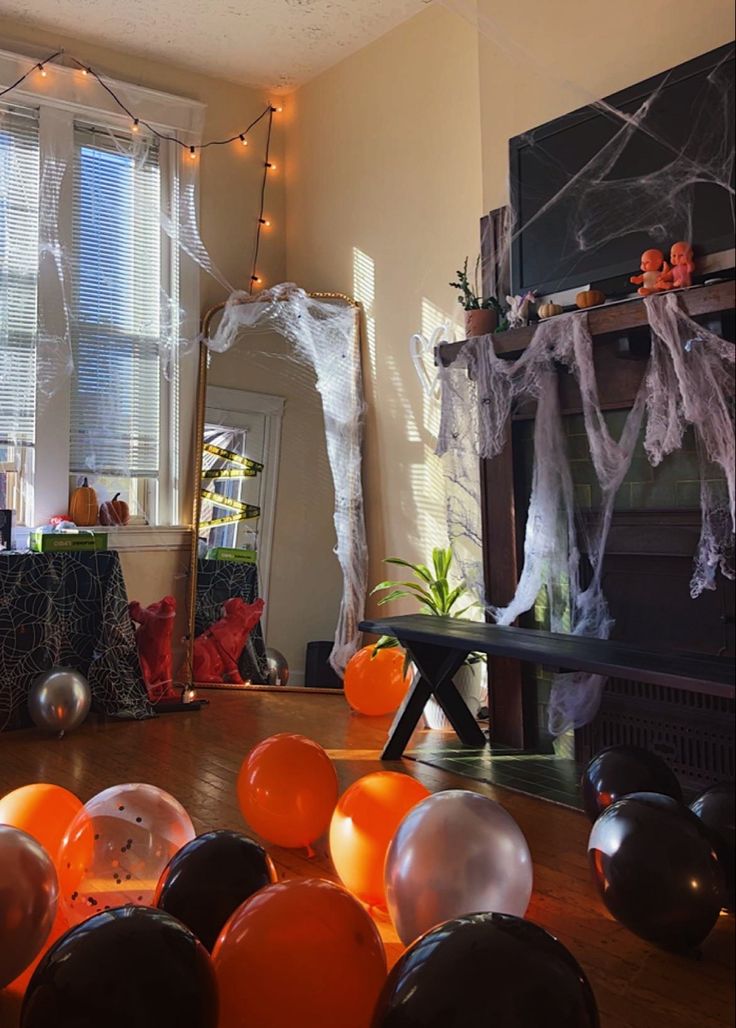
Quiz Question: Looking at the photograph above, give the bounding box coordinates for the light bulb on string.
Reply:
[266,161,276,172]
[132,119,140,133]
[239,134,249,147]
[258,218,272,227]
[251,274,262,285]
[38,63,47,78]
[188,146,197,160]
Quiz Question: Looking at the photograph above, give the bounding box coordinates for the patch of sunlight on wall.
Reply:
[353,247,377,382]
[385,352,421,444]
[409,455,449,558]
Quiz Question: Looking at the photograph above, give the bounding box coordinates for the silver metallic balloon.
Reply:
[28,666,91,735]
[384,790,534,946]
[0,825,59,988]
[265,647,289,686]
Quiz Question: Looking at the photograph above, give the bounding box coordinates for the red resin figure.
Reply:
[129,595,178,701]
[630,248,669,296]
[193,596,265,684]
[658,241,696,290]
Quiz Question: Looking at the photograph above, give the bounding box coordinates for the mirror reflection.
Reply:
[193,294,362,691]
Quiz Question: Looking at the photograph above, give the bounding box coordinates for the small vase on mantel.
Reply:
[465,308,497,337]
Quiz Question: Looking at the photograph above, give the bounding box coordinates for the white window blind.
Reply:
[70,125,161,477]
[0,104,39,449]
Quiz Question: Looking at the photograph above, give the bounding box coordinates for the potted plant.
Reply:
[371,547,487,730]
[449,257,503,337]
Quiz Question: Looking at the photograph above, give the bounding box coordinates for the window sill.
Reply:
[94,525,193,552]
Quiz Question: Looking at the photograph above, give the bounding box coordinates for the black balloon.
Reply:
[155,829,277,951]
[581,745,682,822]
[371,912,599,1028]
[588,792,725,951]
[690,783,735,912]
[21,906,217,1028]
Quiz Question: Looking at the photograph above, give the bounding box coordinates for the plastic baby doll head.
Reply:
[670,241,694,266]
[641,248,664,271]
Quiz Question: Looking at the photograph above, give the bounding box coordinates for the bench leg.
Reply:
[381,641,487,760]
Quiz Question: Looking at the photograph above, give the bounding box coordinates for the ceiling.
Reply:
[2,0,431,90]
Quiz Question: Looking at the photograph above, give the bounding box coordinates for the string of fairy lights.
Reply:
[0,48,282,292]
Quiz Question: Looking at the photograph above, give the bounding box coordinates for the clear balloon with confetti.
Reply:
[58,783,195,926]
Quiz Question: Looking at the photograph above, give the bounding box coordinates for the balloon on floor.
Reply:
[588,791,725,950]
[21,906,217,1028]
[0,783,82,873]
[384,790,533,945]
[0,826,58,989]
[155,829,278,951]
[344,646,411,716]
[329,771,430,908]
[690,783,735,912]
[581,744,682,822]
[57,783,196,925]
[237,733,338,849]
[27,667,91,735]
[372,912,599,1027]
[213,878,386,1028]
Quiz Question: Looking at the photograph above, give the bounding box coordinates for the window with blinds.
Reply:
[0,105,39,522]
[70,125,162,487]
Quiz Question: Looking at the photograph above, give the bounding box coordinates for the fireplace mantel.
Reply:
[437,279,735,366]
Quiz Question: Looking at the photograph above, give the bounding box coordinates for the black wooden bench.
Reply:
[359,614,736,760]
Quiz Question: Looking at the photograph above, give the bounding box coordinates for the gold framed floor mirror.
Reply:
[184,288,365,695]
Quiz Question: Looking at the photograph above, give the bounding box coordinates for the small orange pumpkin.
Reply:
[69,478,98,526]
[575,289,606,309]
[99,493,130,526]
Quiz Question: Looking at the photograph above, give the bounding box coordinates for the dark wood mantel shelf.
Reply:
[437,278,735,365]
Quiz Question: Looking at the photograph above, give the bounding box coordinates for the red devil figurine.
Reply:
[129,595,178,701]
[193,596,265,684]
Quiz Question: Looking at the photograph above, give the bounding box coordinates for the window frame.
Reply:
[0,48,203,529]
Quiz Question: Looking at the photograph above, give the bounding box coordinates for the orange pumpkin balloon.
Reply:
[344,646,412,716]
[0,783,82,871]
[213,878,386,1028]
[329,772,430,909]
[237,733,338,849]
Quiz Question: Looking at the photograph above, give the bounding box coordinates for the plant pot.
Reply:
[423,661,487,731]
[465,308,497,337]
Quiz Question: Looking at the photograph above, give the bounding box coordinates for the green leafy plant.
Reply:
[370,547,484,668]
[449,256,503,313]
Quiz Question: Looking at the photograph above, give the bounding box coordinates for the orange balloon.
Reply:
[329,772,430,909]
[237,733,338,849]
[213,878,386,1028]
[0,784,82,871]
[344,646,412,716]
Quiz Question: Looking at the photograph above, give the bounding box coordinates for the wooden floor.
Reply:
[1,690,733,1028]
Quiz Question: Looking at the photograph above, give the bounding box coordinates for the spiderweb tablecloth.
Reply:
[195,559,269,684]
[0,551,152,731]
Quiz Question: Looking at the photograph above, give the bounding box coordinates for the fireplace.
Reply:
[471,302,735,789]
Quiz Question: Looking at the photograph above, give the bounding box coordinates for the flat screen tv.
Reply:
[509,44,735,296]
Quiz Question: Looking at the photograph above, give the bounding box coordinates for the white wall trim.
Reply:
[0,47,206,141]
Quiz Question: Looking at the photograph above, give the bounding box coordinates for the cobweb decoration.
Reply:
[440,4,734,297]
[207,284,368,676]
[437,292,734,735]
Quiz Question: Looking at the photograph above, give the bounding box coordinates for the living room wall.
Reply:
[286,3,484,609]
